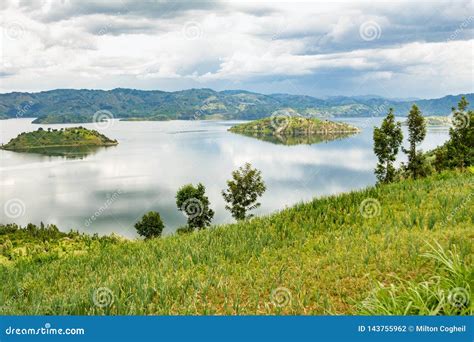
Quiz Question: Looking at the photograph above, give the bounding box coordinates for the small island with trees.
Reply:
[228,116,360,145]
[1,127,118,156]
[401,116,451,127]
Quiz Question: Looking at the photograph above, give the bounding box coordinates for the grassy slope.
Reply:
[1,127,118,150]
[0,170,472,315]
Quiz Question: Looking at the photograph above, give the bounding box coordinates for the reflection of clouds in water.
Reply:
[0,159,75,172]
[217,140,375,175]
[0,118,450,237]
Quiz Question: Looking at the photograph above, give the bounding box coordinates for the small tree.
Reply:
[134,211,164,239]
[403,104,427,179]
[446,96,474,168]
[373,108,403,184]
[176,183,214,230]
[222,163,266,221]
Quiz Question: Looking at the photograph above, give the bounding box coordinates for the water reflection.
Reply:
[0,118,450,237]
[3,145,114,159]
[229,131,358,145]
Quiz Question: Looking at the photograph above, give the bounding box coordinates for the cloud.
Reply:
[16,0,221,22]
[0,0,473,97]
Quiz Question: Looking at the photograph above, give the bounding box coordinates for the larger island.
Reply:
[229,116,360,145]
[1,127,118,157]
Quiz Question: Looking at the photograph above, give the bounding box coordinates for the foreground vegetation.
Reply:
[0,170,471,315]
[1,127,118,152]
[374,97,473,184]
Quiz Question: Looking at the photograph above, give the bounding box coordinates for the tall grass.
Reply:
[0,170,472,315]
[358,242,472,315]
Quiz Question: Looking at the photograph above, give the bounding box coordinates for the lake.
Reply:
[0,117,450,237]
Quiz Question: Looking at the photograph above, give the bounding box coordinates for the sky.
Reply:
[0,0,473,98]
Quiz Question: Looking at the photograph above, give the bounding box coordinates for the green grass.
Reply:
[0,170,472,315]
[358,242,472,315]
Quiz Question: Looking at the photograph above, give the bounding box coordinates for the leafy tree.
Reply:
[222,163,266,221]
[134,211,164,239]
[176,183,214,230]
[445,96,474,168]
[433,145,448,172]
[373,108,403,184]
[403,104,427,179]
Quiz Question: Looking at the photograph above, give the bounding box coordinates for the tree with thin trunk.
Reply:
[373,108,403,184]
[222,163,266,221]
[446,96,473,168]
[403,104,426,179]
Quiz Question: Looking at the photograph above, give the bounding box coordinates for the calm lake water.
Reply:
[0,117,450,237]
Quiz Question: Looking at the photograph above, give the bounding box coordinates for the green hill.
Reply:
[0,170,471,315]
[1,127,118,152]
[31,113,93,124]
[0,88,472,123]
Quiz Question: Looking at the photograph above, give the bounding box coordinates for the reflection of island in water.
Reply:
[13,145,115,159]
[233,131,356,145]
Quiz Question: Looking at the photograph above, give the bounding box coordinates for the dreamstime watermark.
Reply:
[359,21,382,41]
[84,190,122,227]
[270,109,293,132]
[182,21,202,40]
[449,111,470,130]
[0,286,26,310]
[16,101,34,118]
[5,322,85,336]
[270,287,292,307]
[94,2,128,36]
[447,15,474,42]
[92,110,114,130]
[3,198,26,219]
[271,20,288,41]
[92,287,114,308]
[4,21,25,40]
[445,191,473,223]
[193,108,205,120]
[359,198,381,218]
[180,198,204,219]
[97,23,113,36]
[447,287,470,308]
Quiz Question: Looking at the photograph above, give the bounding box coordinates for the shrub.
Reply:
[134,211,164,239]
[176,183,214,230]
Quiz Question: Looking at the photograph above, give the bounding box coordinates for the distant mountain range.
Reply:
[0,88,472,123]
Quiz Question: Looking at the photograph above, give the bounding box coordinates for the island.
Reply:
[228,116,360,145]
[32,114,94,124]
[1,127,118,157]
[120,115,170,122]
[401,116,451,126]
